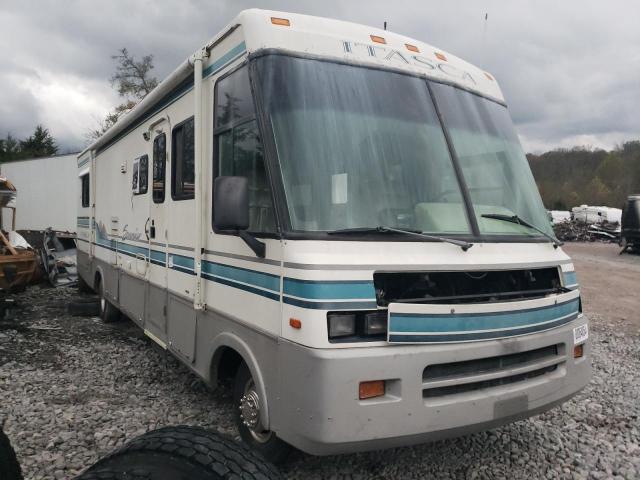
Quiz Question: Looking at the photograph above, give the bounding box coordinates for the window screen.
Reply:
[214,67,276,233]
[153,133,166,203]
[81,173,90,207]
[172,117,195,200]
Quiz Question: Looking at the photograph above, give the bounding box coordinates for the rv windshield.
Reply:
[256,55,552,237]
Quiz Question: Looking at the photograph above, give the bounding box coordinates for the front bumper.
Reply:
[274,315,591,455]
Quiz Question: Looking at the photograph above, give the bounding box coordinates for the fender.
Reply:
[208,332,271,430]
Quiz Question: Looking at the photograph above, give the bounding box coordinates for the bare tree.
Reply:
[87,48,159,142]
[110,48,159,101]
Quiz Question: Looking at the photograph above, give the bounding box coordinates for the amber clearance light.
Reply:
[271,17,290,26]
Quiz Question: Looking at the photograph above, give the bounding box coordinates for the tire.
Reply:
[68,298,101,317]
[0,427,23,480]
[233,363,292,464]
[78,275,94,293]
[76,426,281,480]
[98,278,120,323]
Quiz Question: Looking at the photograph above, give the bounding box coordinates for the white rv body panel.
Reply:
[1,153,78,232]
[77,10,589,456]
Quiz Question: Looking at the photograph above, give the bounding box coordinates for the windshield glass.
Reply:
[431,83,553,236]
[257,55,470,234]
[256,55,551,237]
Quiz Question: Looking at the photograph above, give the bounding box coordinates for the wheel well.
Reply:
[213,347,244,386]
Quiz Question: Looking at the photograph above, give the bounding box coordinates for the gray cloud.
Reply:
[1,0,638,153]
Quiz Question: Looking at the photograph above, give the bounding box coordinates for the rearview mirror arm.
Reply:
[239,230,266,258]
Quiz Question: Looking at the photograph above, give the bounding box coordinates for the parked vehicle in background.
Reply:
[620,195,640,253]
[76,9,591,461]
[571,205,622,225]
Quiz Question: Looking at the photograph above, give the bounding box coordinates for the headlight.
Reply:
[328,313,356,338]
[364,312,387,335]
[327,311,388,341]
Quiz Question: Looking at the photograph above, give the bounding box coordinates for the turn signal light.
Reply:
[271,17,290,26]
[289,318,302,329]
[574,344,584,358]
[359,380,385,400]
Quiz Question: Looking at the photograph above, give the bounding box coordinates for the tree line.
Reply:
[527,141,640,210]
[0,125,58,163]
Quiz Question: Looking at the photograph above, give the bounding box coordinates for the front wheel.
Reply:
[233,362,292,464]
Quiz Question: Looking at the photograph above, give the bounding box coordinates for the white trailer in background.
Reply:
[76,9,590,461]
[0,153,79,233]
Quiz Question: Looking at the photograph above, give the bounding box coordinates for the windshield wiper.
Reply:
[481,213,563,248]
[327,226,473,251]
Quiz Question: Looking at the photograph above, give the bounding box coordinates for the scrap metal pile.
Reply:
[553,219,621,243]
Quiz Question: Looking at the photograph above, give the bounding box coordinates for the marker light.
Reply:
[328,313,356,338]
[574,344,584,359]
[271,17,290,26]
[484,72,494,81]
[434,51,447,61]
[405,43,420,53]
[370,35,386,44]
[359,380,385,400]
[289,318,302,329]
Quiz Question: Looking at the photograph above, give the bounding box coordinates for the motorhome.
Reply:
[77,10,591,461]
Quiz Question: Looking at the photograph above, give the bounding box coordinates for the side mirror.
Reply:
[213,176,265,258]
[213,176,249,231]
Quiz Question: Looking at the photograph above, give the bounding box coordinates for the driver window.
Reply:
[213,67,276,234]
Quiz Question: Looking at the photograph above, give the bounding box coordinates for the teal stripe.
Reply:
[202,42,246,78]
[389,298,580,333]
[283,278,375,300]
[171,254,194,271]
[202,261,279,292]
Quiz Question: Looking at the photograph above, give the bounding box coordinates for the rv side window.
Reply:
[213,67,276,233]
[171,117,195,200]
[81,173,90,208]
[132,155,148,195]
[153,133,166,203]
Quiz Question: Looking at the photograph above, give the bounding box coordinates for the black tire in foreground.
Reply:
[233,363,292,464]
[77,426,281,480]
[0,427,23,480]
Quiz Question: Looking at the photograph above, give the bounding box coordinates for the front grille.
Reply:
[374,268,563,306]
[422,344,563,399]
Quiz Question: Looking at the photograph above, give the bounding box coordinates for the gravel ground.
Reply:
[1,248,639,479]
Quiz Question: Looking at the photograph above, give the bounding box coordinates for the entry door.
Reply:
[145,128,169,340]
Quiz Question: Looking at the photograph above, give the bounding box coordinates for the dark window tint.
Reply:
[139,155,148,194]
[81,173,90,207]
[133,155,148,195]
[172,117,195,200]
[153,133,166,203]
[215,67,254,128]
[214,67,276,233]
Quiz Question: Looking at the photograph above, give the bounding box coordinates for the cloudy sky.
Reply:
[1,0,638,154]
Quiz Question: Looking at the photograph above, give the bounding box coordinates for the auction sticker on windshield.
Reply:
[573,323,589,345]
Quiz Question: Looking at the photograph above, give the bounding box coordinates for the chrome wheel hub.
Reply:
[239,390,261,430]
